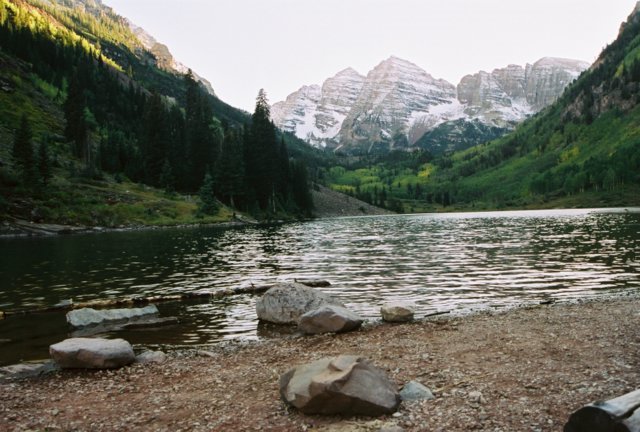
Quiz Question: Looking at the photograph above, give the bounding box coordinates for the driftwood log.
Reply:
[0,279,332,317]
[564,389,640,432]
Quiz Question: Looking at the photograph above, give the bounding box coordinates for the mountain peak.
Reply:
[334,67,364,79]
[272,56,588,153]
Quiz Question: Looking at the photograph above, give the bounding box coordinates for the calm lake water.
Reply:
[1,208,639,366]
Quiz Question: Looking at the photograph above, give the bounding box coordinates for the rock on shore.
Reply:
[256,282,344,324]
[49,338,135,369]
[279,355,400,416]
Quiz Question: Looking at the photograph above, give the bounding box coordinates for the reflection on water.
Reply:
[0,208,639,365]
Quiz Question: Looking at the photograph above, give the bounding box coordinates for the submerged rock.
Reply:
[380,303,415,323]
[256,282,344,324]
[66,305,159,328]
[49,338,135,369]
[279,355,400,416]
[299,305,363,334]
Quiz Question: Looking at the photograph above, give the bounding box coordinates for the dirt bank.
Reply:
[1,298,639,431]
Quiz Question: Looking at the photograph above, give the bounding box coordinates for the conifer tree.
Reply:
[198,172,218,215]
[38,138,52,186]
[214,129,245,209]
[291,160,313,216]
[246,89,279,211]
[12,114,37,186]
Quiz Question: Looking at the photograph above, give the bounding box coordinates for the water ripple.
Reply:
[0,208,639,364]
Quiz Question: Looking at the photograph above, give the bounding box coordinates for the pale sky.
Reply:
[103,0,636,112]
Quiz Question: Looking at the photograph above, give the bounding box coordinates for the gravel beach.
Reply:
[2,297,639,431]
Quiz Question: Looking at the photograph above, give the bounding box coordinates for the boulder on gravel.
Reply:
[279,355,400,416]
[380,303,415,323]
[66,305,159,328]
[299,305,363,334]
[256,282,344,324]
[49,338,135,369]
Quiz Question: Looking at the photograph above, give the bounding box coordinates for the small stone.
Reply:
[468,391,486,404]
[380,425,405,432]
[135,350,167,364]
[400,380,435,402]
[381,303,415,322]
[298,305,363,334]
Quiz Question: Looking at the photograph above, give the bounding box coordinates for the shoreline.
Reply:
[3,205,639,239]
[2,297,639,431]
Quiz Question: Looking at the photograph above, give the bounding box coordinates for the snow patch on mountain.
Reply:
[272,56,589,152]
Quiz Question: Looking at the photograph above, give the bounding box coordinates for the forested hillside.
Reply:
[0,0,315,227]
[324,6,640,212]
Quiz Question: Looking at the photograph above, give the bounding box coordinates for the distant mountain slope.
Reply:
[272,56,588,155]
[420,2,640,208]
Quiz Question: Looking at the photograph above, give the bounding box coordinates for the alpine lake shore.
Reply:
[1,293,639,431]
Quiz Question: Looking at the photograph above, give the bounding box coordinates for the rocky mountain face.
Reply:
[128,22,216,96]
[272,56,589,154]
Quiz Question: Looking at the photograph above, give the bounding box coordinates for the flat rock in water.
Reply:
[0,361,58,381]
[380,303,415,323]
[279,355,400,416]
[400,380,435,402]
[66,305,159,328]
[49,338,135,369]
[299,305,363,334]
[256,282,344,324]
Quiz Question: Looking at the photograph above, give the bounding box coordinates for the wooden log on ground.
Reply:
[564,389,640,432]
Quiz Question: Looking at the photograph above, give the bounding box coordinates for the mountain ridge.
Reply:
[272,56,589,154]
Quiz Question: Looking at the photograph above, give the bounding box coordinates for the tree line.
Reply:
[2,0,313,217]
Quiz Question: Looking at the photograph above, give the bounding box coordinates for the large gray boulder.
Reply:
[49,338,135,369]
[66,305,159,328]
[299,305,363,334]
[380,303,415,323]
[256,282,344,324]
[279,355,400,416]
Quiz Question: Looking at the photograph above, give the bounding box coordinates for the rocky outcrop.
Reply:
[128,21,216,96]
[255,282,344,324]
[298,305,363,334]
[380,303,415,323]
[272,56,589,154]
[279,355,400,416]
[66,305,159,328]
[272,68,365,148]
[49,338,135,369]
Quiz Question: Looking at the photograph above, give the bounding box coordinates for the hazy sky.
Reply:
[104,0,636,112]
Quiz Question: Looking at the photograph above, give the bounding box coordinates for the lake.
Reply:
[1,208,639,366]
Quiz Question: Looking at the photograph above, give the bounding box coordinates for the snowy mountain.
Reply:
[272,56,589,154]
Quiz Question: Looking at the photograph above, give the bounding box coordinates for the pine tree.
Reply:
[12,114,37,186]
[159,159,175,193]
[141,92,169,185]
[38,138,52,186]
[291,160,313,216]
[246,89,279,211]
[198,172,218,215]
[185,71,221,191]
[214,129,245,209]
